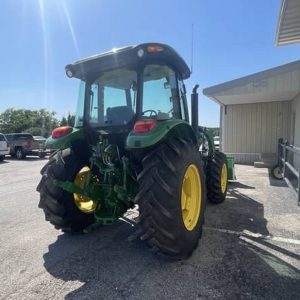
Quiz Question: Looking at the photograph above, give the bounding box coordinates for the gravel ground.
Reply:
[0,157,300,300]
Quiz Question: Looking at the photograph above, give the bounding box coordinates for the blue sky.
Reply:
[0,0,299,127]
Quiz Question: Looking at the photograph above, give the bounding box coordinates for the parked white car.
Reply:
[0,133,10,161]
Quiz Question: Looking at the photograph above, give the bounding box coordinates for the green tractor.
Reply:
[37,43,228,259]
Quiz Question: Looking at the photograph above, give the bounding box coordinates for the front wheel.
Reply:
[207,152,228,204]
[135,138,206,259]
[0,155,4,162]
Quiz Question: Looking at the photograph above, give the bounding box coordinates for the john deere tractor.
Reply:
[37,43,228,259]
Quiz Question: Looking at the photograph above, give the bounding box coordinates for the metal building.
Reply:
[203,0,300,167]
[203,61,300,166]
[276,0,300,46]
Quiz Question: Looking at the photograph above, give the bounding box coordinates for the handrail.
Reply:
[279,143,300,155]
[277,138,300,206]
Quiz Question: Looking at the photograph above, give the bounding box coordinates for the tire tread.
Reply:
[135,138,206,259]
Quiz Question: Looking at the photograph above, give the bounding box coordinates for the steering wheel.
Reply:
[142,110,157,117]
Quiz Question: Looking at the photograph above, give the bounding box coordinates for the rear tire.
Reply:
[135,138,206,259]
[207,151,228,204]
[37,148,94,232]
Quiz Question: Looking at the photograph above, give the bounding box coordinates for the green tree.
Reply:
[0,108,59,137]
[60,113,75,127]
[60,116,68,126]
[206,127,220,137]
[67,113,75,127]
[26,127,44,136]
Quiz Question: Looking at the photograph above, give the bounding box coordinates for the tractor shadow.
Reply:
[43,182,300,299]
[205,182,269,235]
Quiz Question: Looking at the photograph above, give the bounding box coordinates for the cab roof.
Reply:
[65,43,191,81]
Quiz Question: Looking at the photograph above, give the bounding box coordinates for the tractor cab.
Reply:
[66,43,191,133]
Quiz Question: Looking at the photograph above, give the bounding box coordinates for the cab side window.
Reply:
[142,65,181,119]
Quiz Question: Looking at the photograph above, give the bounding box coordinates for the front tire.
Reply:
[0,155,4,162]
[37,148,94,232]
[207,151,228,204]
[135,138,206,259]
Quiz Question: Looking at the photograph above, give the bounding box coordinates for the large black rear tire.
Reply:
[37,148,94,232]
[207,151,228,204]
[135,138,206,259]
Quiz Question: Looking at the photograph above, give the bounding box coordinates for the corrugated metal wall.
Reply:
[223,101,291,164]
[292,94,300,169]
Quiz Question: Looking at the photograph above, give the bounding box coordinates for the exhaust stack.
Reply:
[191,84,199,132]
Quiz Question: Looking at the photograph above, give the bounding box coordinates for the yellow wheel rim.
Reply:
[181,164,202,231]
[221,163,228,194]
[73,166,96,214]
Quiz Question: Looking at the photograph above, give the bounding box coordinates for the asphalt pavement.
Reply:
[0,157,300,300]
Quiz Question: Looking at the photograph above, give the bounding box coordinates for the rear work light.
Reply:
[52,126,73,139]
[133,119,157,133]
[147,45,164,53]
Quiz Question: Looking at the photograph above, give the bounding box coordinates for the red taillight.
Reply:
[133,119,157,133]
[27,140,32,148]
[52,126,73,139]
[147,45,164,53]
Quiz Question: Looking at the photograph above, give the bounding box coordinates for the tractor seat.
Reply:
[106,106,134,125]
